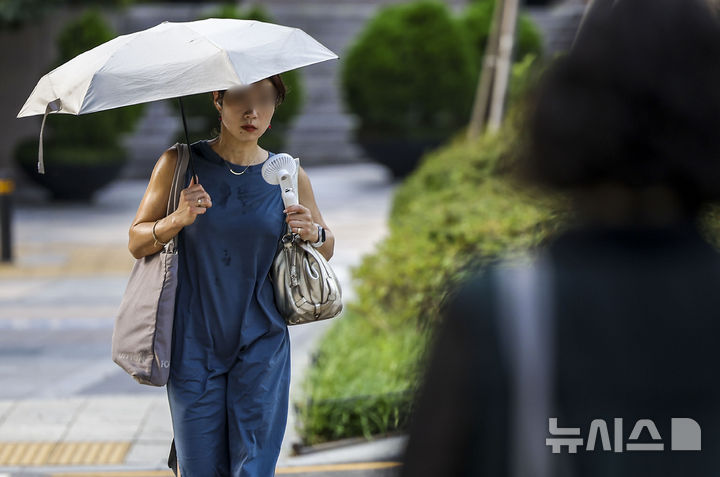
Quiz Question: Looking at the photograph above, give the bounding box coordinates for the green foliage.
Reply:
[299,107,568,444]
[459,0,543,79]
[697,204,720,249]
[169,4,304,152]
[341,0,476,141]
[295,309,428,444]
[300,1,548,445]
[45,9,144,152]
[340,0,543,147]
[507,53,541,106]
[351,129,566,331]
[56,8,114,63]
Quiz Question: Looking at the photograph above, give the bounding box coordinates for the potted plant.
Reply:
[340,0,542,179]
[14,8,144,201]
[341,1,475,179]
[168,4,304,153]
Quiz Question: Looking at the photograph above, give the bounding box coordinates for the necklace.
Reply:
[223,151,269,175]
[226,162,252,175]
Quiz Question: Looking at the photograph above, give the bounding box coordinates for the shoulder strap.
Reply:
[166,143,190,216]
[164,142,190,251]
[494,250,555,477]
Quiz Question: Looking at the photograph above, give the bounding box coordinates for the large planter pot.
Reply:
[14,140,127,201]
[356,134,445,179]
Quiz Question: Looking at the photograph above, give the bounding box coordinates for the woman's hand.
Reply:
[174,175,213,226]
[284,204,319,242]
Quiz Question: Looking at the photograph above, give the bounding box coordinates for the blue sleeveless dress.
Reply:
[167,139,291,477]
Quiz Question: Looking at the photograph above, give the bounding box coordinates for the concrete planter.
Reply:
[14,140,127,201]
[356,134,445,179]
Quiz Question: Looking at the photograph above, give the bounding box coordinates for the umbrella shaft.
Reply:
[178,97,197,181]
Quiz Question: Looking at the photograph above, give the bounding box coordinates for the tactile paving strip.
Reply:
[0,441,130,466]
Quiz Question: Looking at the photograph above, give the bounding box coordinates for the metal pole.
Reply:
[488,0,520,132]
[467,0,506,140]
[0,176,14,263]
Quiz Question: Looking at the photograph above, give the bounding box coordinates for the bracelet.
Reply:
[310,223,326,248]
[152,219,169,247]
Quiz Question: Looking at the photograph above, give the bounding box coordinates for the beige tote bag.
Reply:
[111,143,189,386]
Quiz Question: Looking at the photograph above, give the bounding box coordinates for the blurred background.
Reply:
[0,0,588,475]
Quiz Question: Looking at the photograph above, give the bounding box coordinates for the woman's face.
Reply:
[213,79,276,141]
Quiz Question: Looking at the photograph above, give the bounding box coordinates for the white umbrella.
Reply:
[16,18,338,175]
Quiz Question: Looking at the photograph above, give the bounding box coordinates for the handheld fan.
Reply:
[261,153,299,208]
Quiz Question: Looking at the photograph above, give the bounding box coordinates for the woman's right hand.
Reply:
[174,175,213,226]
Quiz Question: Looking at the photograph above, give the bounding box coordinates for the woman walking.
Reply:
[127,74,335,477]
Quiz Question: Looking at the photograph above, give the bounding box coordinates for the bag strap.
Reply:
[494,250,555,477]
[164,142,190,251]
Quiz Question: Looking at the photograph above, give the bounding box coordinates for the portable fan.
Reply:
[261,153,299,208]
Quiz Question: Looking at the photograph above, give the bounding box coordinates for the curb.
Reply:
[290,430,407,456]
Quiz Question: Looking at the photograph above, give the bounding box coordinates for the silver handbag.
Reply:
[270,224,343,325]
[111,142,189,386]
[268,157,343,325]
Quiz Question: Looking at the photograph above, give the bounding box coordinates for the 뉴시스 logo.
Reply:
[546,418,701,453]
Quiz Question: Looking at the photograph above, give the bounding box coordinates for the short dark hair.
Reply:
[517,0,720,212]
[213,73,286,108]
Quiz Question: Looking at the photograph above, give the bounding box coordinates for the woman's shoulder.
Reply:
[146,145,180,184]
[158,142,205,171]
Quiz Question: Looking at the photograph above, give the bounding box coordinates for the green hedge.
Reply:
[297,126,720,446]
[297,111,568,445]
[294,309,426,444]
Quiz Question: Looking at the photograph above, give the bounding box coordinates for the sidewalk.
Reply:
[0,162,405,476]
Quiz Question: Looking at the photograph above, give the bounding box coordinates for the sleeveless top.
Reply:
[170,139,289,372]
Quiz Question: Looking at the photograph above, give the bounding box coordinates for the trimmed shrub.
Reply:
[339,0,543,178]
[341,0,476,142]
[295,309,426,444]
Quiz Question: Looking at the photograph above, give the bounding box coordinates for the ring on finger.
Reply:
[197,198,203,205]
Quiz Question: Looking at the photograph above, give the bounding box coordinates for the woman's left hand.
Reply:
[284,204,319,242]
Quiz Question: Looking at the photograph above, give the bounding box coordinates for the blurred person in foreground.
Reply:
[400,0,720,475]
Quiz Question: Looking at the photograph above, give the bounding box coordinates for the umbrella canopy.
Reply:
[17,18,338,174]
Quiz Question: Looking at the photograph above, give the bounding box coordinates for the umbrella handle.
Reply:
[37,99,62,174]
[178,97,198,181]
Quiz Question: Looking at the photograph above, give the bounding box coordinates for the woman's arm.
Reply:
[128,146,212,259]
[291,165,335,262]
